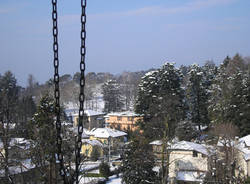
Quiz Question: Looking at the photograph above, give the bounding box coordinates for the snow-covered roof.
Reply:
[0,138,31,150]
[150,140,163,146]
[65,109,105,117]
[217,138,236,147]
[70,127,90,138]
[177,171,205,182]
[150,140,209,155]
[239,146,250,161]
[0,159,35,177]
[88,128,127,138]
[239,135,250,147]
[105,111,140,117]
[235,135,250,161]
[2,123,16,129]
[170,141,209,155]
[85,110,105,116]
[82,139,104,147]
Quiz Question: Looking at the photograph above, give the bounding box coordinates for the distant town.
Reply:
[1,54,250,183]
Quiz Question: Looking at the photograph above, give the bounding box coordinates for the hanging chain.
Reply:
[52,0,86,183]
[52,0,68,183]
[75,0,87,183]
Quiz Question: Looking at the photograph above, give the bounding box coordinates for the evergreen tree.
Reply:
[175,120,198,141]
[102,79,124,113]
[186,64,210,131]
[16,95,36,137]
[99,162,111,179]
[122,136,158,184]
[0,71,19,181]
[209,54,250,136]
[90,145,101,161]
[135,63,185,140]
[28,94,58,183]
[208,56,232,125]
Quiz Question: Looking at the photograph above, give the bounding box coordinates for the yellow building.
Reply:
[81,128,127,159]
[105,111,142,132]
[81,139,104,158]
[67,109,105,130]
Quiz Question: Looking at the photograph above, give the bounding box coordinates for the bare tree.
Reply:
[204,123,245,183]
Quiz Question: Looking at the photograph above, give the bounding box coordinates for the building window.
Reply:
[127,117,134,121]
[193,151,198,157]
[85,149,89,156]
[117,117,122,121]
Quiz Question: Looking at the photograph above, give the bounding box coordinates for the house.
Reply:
[150,140,209,184]
[0,138,31,160]
[87,127,127,146]
[81,127,127,159]
[215,135,250,179]
[81,139,104,158]
[104,111,142,132]
[65,109,106,130]
[235,135,250,177]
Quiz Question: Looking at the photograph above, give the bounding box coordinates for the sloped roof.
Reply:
[236,135,250,161]
[85,110,105,116]
[65,109,105,117]
[0,138,31,150]
[105,111,140,117]
[0,159,35,177]
[69,127,90,138]
[82,139,104,147]
[89,128,127,138]
[240,135,250,147]
[150,140,163,146]
[150,140,209,155]
[170,141,209,155]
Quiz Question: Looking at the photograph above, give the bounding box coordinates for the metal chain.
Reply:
[51,0,68,183]
[75,0,87,183]
[51,0,86,183]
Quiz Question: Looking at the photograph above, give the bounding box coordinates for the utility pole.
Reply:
[108,136,111,163]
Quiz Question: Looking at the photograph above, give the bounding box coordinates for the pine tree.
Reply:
[102,79,124,113]
[135,63,185,140]
[122,136,158,184]
[0,71,19,181]
[28,94,58,184]
[208,54,250,136]
[186,64,210,131]
[208,56,232,125]
[16,95,36,137]
[99,162,110,179]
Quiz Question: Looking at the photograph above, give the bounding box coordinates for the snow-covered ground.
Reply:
[106,175,122,184]
[79,176,105,184]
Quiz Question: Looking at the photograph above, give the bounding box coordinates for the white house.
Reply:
[150,140,210,184]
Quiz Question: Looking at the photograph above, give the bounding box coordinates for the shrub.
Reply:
[90,145,101,161]
[99,162,110,180]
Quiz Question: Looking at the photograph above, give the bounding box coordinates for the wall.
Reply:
[169,150,208,179]
[106,115,142,132]
[73,114,104,130]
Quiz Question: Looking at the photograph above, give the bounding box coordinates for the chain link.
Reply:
[52,0,87,183]
[75,0,87,183]
[51,0,68,183]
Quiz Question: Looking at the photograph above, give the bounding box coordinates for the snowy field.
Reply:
[106,175,122,184]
